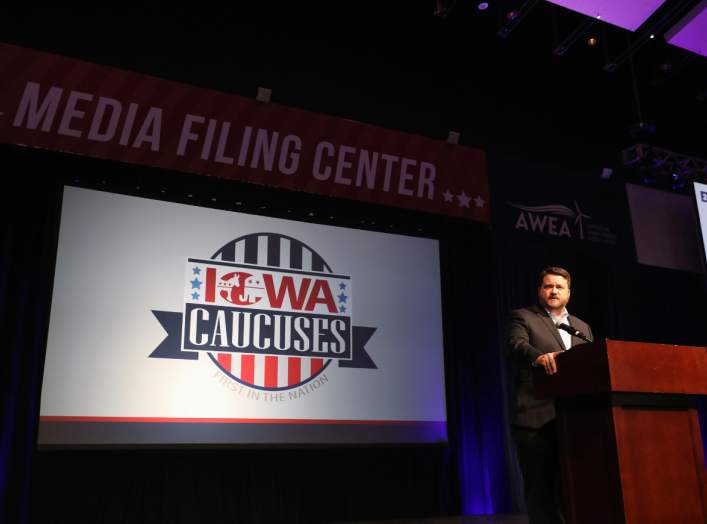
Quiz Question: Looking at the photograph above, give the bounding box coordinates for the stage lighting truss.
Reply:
[623,143,707,191]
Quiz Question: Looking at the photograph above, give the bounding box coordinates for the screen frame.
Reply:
[36,181,451,449]
[691,181,707,289]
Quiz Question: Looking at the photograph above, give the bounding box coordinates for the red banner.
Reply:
[0,43,489,222]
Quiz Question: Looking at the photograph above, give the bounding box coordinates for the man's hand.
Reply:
[534,352,562,375]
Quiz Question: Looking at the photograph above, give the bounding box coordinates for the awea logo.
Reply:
[149,233,376,393]
[509,201,591,240]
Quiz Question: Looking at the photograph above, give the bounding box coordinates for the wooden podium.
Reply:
[533,339,707,524]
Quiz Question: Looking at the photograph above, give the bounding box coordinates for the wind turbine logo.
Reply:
[573,201,591,240]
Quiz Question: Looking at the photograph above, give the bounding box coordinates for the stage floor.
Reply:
[334,515,528,524]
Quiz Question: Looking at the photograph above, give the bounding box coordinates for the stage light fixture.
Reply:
[553,17,597,56]
[497,0,540,39]
[478,2,489,10]
[256,87,272,103]
[587,37,598,46]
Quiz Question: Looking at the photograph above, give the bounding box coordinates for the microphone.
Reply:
[556,322,591,343]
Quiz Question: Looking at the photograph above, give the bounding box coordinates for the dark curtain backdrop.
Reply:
[0,144,515,524]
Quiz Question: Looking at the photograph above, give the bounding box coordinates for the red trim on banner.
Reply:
[0,43,490,222]
[39,416,444,425]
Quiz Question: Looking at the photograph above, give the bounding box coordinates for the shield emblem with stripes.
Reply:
[206,233,336,391]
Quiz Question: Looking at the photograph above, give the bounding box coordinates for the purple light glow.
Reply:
[665,1,707,58]
[546,0,667,31]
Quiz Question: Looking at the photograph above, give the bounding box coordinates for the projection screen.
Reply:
[38,186,447,446]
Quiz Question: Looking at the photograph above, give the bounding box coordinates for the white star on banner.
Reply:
[457,191,471,208]
[473,195,485,208]
[443,190,454,203]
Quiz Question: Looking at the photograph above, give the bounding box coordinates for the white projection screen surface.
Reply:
[695,181,707,277]
[38,187,447,446]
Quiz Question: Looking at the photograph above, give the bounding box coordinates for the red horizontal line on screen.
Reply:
[39,416,445,425]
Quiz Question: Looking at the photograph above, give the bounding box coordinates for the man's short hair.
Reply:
[539,266,571,288]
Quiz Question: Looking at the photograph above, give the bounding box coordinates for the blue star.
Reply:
[339,282,347,290]
[192,266,201,275]
[339,305,347,313]
[190,277,202,289]
[337,292,348,303]
[191,292,200,300]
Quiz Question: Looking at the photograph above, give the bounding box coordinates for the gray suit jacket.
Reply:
[505,304,593,428]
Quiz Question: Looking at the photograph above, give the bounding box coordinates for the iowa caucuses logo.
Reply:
[149,233,377,392]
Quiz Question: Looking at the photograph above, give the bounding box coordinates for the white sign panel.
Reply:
[38,187,447,445]
[694,181,707,275]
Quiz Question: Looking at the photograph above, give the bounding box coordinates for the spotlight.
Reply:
[256,87,272,103]
[650,34,655,39]
[478,2,489,10]
[587,37,598,46]
[506,10,518,20]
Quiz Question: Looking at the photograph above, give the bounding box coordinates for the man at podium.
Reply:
[505,266,593,524]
